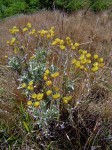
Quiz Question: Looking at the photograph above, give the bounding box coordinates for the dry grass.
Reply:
[0,10,112,62]
[0,10,112,149]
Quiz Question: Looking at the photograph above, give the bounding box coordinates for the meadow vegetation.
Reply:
[0,0,112,19]
[0,10,112,149]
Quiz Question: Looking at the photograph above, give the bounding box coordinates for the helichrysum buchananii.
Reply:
[36,93,44,101]
[52,93,60,99]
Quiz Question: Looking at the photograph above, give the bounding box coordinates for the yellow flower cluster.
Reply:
[34,101,40,107]
[71,50,104,72]
[52,93,60,99]
[52,38,66,50]
[27,22,32,28]
[23,27,28,32]
[66,37,79,50]
[43,69,60,82]
[27,92,44,108]
[42,69,61,100]
[62,96,72,104]
[32,93,44,100]
[27,81,34,91]
[21,81,34,91]
[46,80,52,86]
[51,36,79,51]
[46,90,52,96]
[43,69,50,81]
[7,37,17,46]
[52,38,63,45]
[27,100,40,108]
[21,83,27,88]
[91,55,104,72]
[9,26,19,34]
[51,72,59,78]
[21,81,43,108]
[29,29,36,35]
[22,23,32,33]
[38,27,54,39]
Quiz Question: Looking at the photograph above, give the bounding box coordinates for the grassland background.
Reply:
[0,0,112,19]
[0,9,112,149]
[0,0,112,149]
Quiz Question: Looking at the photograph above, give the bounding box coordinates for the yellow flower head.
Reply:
[86,53,91,58]
[79,54,85,60]
[63,100,68,104]
[52,93,60,99]
[51,72,59,78]
[82,50,87,54]
[71,46,75,50]
[37,93,44,100]
[22,83,27,88]
[9,26,19,34]
[99,63,104,68]
[79,49,83,54]
[63,99,68,104]
[86,59,91,64]
[10,37,16,45]
[46,90,52,96]
[50,31,54,37]
[66,37,71,41]
[93,62,99,67]
[31,93,37,99]
[55,38,61,43]
[94,54,99,59]
[29,81,33,86]
[34,101,40,107]
[60,45,65,50]
[43,75,48,81]
[27,85,34,91]
[71,59,77,64]
[75,61,81,68]
[46,80,52,86]
[80,59,87,64]
[47,34,51,39]
[60,40,64,45]
[52,41,57,46]
[80,65,84,70]
[4,55,8,59]
[63,96,72,101]
[39,30,48,37]
[29,29,36,35]
[27,22,32,28]
[91,66,99,72]
[74,43,79,47]
[23,27,28,32]
[67,41,72,46]
[45,69,50,75]
[98,58,104,63]
[27,101,32,106]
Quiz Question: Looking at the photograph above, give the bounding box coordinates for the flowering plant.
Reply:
[5,22,105,128]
